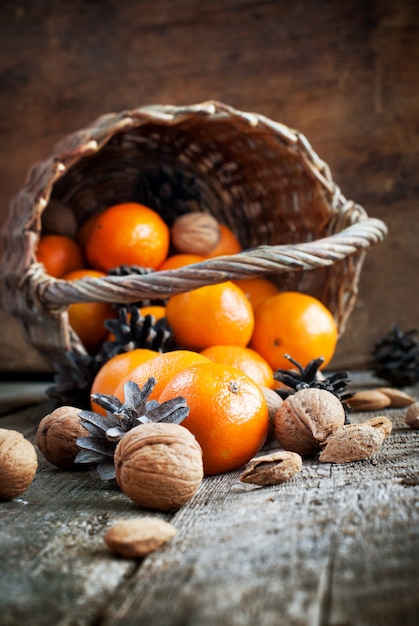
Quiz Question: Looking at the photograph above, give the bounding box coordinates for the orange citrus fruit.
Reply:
[138,305,166,321]
[77,212,101,249]
[205,224,242,258]
[158,253,205,270]
[85,202,170,272]
[37,234,84,278]
[113,349,210,404]
[165,281,254,351]
[90,348,158,414]
[200,345,274,389]
[63,269,114,352]
[233,277,279,311]
[159,362,268,475]
[250,291,338,370]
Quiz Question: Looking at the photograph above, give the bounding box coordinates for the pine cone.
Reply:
[75,378,190,481]
[370,324,419,387]
[132,165,202,226]
[102,305,174,360]
[273,354,353,420]
[47,350,103,408]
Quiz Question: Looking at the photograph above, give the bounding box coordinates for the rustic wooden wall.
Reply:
[0,0,418,374]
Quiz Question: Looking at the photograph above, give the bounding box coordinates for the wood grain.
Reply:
[0,379,418,625]
[0,0,418,372]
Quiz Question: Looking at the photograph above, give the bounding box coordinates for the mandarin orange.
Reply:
[200,345,274,388]
[63,269,114,352]
[158,253,205,270]
[233,277,279,311]
[165,281,254,351]
[113,350,210,404]
[159,362,268,475]
[90,348,158,414]
[37,234,84,278]
[250,291,338,370]
[85,202,169,272]
[204,224,242,258]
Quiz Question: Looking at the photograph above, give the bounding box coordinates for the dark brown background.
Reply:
[1,0,418,375]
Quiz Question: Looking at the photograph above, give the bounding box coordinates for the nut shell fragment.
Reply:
[105,517,176,558]
[319,423,385,464]
[365,415,393,437]
[240,450,302,486]
[0,429,38,500]
[115,422,203,511]
[274,388,345,457]
[405,402,419,429]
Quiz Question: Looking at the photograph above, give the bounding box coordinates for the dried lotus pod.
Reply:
[114,422,203,511]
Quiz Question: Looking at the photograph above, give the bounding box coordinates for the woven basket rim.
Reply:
[1,100,388,346]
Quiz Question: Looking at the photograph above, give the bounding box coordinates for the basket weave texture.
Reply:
[1,100,387,370]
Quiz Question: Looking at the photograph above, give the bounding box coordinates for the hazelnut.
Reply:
[105,517,176,558]
[0,429,38,500]
[319,423,385,464]
[36,406,87,469]
[405,402,419,429]
[114,422,203,511]
[170,212,221,255]
[274,388,346,457]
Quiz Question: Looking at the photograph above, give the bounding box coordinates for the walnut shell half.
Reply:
[274,388,346,457]
[115,423,203,511]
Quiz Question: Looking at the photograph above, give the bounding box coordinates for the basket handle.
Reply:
[32,217,387,310]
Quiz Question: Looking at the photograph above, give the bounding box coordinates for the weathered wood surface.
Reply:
[0,376,418,626]
[0,0,419,373]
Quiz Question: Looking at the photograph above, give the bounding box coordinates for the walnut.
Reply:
[105,517,176,558]
[114,422,203,511]
[319,423,385,464]
[170,212,221,255]
[274,388,346,457]
[36,406,87,469]
[405,402,419,429]
[0,429,38,500]
[41,199,78,238]
[260,385,283,444]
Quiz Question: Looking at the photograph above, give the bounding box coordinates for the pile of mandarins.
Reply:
[36,201,338,477]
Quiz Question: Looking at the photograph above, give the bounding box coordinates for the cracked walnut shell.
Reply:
[319,423,385,463]
[114,422,203,511]
[0,428,38,500]
[274,388,346,457]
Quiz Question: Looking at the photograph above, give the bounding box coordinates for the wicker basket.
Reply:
[1,100,387,374]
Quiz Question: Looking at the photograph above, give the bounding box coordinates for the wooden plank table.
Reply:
[0,374,418,626]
